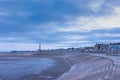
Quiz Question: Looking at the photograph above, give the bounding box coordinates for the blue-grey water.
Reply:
[0,57,54,80]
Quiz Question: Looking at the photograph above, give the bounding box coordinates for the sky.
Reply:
[0,0,120,51]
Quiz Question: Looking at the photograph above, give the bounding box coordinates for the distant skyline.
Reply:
[0,0,120,51]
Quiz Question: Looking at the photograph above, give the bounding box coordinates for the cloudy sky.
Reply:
[0,0,120,51]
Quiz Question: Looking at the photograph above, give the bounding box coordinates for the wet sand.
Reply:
[21,57,71,80]
[0,55,72,80]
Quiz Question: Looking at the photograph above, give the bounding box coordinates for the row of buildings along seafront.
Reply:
[82,42,120,55]
[34,42,120,56]
[94,43,120,55]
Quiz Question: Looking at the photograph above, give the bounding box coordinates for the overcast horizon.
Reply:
[0,0,120,51]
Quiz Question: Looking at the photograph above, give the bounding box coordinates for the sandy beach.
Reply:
[0,53,120,80]
[0,54,72,80]
[20,57,71,80]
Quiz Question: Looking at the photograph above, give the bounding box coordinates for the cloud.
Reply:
[0,0,120,50]
[56,13,120,32]
[0,43,38,51]
[63,35,85,40]
[89,0,105,12]
[113,6,120,14]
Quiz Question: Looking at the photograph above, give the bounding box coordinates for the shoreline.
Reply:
[0,53,117,80]
[7,56,72,80]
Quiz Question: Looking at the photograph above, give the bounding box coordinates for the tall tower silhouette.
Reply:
[38,43,41,52]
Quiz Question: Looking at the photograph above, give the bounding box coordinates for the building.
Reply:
[94,43,120,55]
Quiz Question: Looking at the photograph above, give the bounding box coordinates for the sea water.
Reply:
[0,57,54,80]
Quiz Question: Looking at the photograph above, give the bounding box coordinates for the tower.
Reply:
[38,43,41,51]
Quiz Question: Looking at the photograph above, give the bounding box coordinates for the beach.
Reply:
[0,55,71,80]
[0,53,119,80]
[21,57,71,80]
